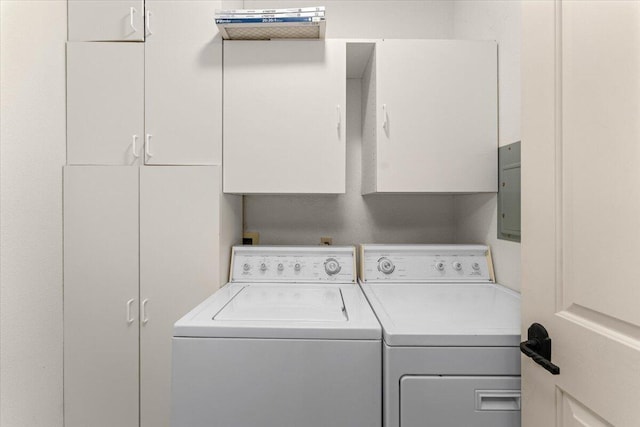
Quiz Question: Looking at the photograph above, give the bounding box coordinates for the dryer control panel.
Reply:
[230,246,356,283]
[361,244,494,283]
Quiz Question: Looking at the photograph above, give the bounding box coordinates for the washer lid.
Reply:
[361,283,521,346]
[214,286,347,322]
[174,283,381,340]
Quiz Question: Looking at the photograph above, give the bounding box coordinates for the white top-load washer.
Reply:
[171,245,381,427]
[359,244,521,427]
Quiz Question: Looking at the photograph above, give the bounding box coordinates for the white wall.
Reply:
[452,0,522,291]
[243,0,458,245]
[453,0,521,145]
[0,1,67,426]
[244,0,455,39]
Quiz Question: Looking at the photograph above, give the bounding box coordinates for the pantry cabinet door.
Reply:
[68,0,144,41]
[67,43,144,165]
[376,40,498,193]
[144,1,222,165]
[224,40,346,194]
[64,166,139,427]
[139,166,225,427]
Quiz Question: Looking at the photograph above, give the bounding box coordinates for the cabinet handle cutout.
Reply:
[336,105,341,130]
[146,10,152,35]
[129,7,138,32]
[132,135,139,158]
[141,299,149,325]
[145,134,153,159]
[126,299,135,324]
[382,104,389,132]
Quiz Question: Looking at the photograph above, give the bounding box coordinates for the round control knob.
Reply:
[277,263,284,271]
[472,262,480,270]
[435,261,446,272]
[452,261,462,271]
[294,263,301,272]
[243,263,251,272]
[324,258,342,276]
[377,257,395,275]
[260,263,267,271]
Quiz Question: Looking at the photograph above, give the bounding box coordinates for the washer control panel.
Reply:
[361,244,493,283]
[231,246,356,283]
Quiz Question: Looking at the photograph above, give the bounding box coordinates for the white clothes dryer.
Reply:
[359,244,521,427]
[171,245,382,427]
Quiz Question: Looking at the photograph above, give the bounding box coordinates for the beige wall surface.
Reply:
[243,0,455,39]
[1,1,67,426]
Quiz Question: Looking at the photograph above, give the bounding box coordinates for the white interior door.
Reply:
[68,0,144,41]
[522,2,640,426]
[139,166,225,427]
[67,43,144,165]
[144,1,222,165]
[63,166,139,427]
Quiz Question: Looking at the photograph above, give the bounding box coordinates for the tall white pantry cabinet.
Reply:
[63,2,237,427]
[64,167,241,427]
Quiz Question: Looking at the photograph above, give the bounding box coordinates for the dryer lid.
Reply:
[361,283,521,346]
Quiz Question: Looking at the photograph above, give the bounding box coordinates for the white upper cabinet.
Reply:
[361,40,498,194]
[67,43,144,165]
[144,1,222,165]
[223,40,346,194]
[68,0,145,42]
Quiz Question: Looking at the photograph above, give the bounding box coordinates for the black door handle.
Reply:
[520,323,560,375]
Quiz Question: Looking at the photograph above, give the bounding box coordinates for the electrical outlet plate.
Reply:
[243,232,260,245]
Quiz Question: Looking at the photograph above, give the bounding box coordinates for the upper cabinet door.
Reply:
[144,1,222,165]
[367,40,498,193]
[67,43,144,165]
[224,40,346,194]
[68,0,145,41]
